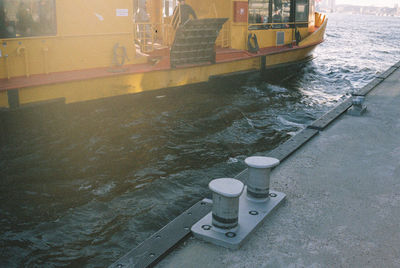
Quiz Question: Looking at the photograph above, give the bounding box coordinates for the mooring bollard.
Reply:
[209,178,244,229]
[348,95,367,116]
[192,163,286,249]
[245,156,280,200]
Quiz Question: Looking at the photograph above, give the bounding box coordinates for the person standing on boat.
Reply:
[272,9,283,29]
[174,0,197,25]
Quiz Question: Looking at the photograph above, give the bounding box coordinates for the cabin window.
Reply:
[249,0,292,29]
[0,0,57,39]
[249,0,271,29]
[248,0,309,30]
[271,0,291,27]
[295,0,309,22]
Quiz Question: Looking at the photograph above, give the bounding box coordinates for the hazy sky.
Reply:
[336,0,400,7]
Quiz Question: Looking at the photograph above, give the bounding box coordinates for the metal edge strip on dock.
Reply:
[353,61,400,97]
[353,77,384,96]
[266,128,319,162]
[307,97,353,131]
[376,66,398,79]
[109,199,212,268]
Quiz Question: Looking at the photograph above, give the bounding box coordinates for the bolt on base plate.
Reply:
[191,188,286,249]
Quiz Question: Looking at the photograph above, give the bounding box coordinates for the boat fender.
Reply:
[248,33,259,53]
[295,29,301,45]
[112,43,129,67]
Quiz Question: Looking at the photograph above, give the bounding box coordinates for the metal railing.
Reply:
[135,23,155,53]
[209,3,231,48]
[134,5,181,52]
[133,4,234,52]
[248,21,307,30]
[216,22,231,48]
[171,4,181,30]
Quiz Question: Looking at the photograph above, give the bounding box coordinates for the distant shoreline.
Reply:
[318,3,400,17]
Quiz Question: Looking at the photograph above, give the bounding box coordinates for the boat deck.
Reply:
[0,44,316,92]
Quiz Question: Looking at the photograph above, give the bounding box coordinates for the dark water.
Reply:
[1,14,400,267]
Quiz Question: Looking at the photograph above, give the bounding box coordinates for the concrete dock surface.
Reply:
[158,68,400,268]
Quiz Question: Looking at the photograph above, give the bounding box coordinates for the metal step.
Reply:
[170,18,228,68]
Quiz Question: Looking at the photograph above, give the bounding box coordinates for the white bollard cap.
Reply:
[209,178,244,198]
[245,156,280,169]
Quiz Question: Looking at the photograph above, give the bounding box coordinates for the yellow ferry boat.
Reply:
[0,0,327,109]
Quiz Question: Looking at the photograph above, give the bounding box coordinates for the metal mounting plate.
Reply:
[191,189,286,249]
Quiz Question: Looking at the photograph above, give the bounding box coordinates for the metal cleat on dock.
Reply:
[245,156,279,201]
[209,178,244,230]
[347,95,367,116]
[191,157,286,249]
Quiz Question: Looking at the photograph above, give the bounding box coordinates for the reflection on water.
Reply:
[1,13,400,267]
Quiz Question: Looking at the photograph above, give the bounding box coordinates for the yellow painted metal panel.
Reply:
[0,57,8,80]
[231,25,247,50]
[266,45,316,66]
[0,34,137,79]
[19,75,141,105]
[17,57,259,106]
[57,0,133,36]
[0,92,8,108]
[0,0,140,80]
[13,43,317,107]
[249,26,310,48]
[189,0,231,19]
[299,18,327,47]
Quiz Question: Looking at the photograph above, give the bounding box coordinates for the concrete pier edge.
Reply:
[110,60,400,268]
